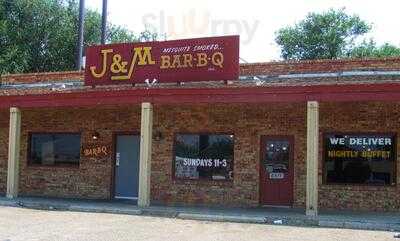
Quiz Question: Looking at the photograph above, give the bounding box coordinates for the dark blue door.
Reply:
[114,135,140,200]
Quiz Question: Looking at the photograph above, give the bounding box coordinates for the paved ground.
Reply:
[0,207,396,241]
[2,196,399,231]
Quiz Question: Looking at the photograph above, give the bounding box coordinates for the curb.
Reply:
[142,209,179,218]
[69,205,143,216]
[318,220,400,232]
[0,200,18,208]
[15,201,143,216]
[1,200,399,232]
[177,213,267,224]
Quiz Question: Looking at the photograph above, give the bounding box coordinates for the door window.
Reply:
[264,140,290,179]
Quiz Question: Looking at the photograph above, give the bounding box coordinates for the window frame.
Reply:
[322,132,397,186]
[172,132,235,182]
[27,132,82,168]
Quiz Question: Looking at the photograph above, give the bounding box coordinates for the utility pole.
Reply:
[101,0,108,44]
[76,0,85,70]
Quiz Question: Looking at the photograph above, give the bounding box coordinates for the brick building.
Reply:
[1,58,400,215]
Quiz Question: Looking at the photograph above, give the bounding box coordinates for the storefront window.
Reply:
[29,133,81,166]
[324,133,396,185]
[174,134,234,180]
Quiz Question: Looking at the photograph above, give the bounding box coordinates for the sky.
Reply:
[85,0,400,63]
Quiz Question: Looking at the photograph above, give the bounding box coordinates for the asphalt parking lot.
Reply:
[0,206,395,241]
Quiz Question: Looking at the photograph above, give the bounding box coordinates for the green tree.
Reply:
[347,40,400,58]
[0,0,157,75]
[275,9,371,60]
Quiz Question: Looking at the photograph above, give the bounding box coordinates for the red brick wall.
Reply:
[1,71,83,84]
[0,101,399,211]
[2,57,400,84]
[319,101,400,211]
[240,58,400,76]
[16,105,141,199]
[0,109,9,194]
[150,103,307,207]
[0,103,307,206]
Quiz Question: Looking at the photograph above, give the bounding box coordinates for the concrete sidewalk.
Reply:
[0,196,399,232]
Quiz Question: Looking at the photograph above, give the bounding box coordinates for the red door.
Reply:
[260,136,294,206]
